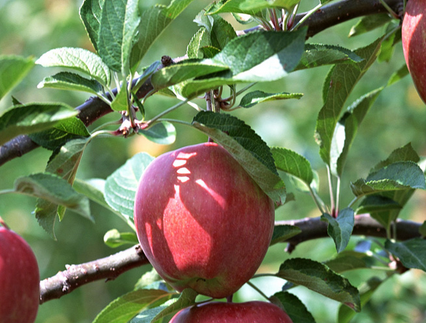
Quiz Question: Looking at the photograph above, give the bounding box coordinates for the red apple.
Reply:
[402,0,426,103]
[169,301,293,323]
[134,142,275,298]
[0,226,40,323]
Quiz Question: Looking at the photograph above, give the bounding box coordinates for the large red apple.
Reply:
[0,226,40,323]
[134,142,275,298]
[402,0,426,103]
[169,301,293,323]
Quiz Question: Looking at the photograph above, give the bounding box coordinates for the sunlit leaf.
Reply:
[37,72,103,94]
[36,47,111,85]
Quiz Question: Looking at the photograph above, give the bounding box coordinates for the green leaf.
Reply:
[206,0,264,16]
[79,0,105,51]
[387,64,409,87]
[0,103,78,146]
[315,37,383,166]
[150,60,229,90]
[14,173,91,238]
[271,147,314,187]
[330,88,383,177]
[276,258,360,311]
[104,152,155,224]
[34,138,91,236]
[111,82,130,112]
[349,14,393,37]
[150,288,198,323]
[97,0,140,73]
[181,28,307,98]
[239,91,303,108]
[187,28,211,59]
[239,0,301,11]
[93,289,173,323]
[192,111,286,204]
[73,178,108,209]
[371,143,420,172]
[385,238,426,271]
[270,225,302,245]
[103,229,138,248]
[338,277,384,323]
[295,44,363,71]
[271,291,316,323]
[37,72,103,94]
[356,195,401,214]
[378,22,400,63]
[36,47,111,85]
[324,251,376,273]
[0,55,35,101]
[129,0,197,71]
[134,268,163,291]
[321,208,355,253]
[419,221,426,237]
[130,299,177,323]
[139,121,176,145]
[28,117,90,151]
[350,161,426,197]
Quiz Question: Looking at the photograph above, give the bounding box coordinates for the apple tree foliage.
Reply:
[0,0,425,322]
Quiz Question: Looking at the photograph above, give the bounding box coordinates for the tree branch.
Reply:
[0,0,404,166]
[39,215,421,304]
[39,244,149,304]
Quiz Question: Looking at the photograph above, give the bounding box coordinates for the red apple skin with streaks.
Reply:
[0,226,40,323]
[402,0,426,103]
[134,142,275,298]
[169,301,294,323]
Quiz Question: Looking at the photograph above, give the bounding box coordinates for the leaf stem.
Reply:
[291,2,323,30]
[327,166,335,216]
[246,281,269,300]
[145,99,189,127]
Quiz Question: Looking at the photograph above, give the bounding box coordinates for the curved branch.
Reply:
[0,0,404,166]
[39,244,149,304]
[39,215,421,304]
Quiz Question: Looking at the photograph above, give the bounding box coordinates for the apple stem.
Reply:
[226,294,233,303]
[0,216,10,230]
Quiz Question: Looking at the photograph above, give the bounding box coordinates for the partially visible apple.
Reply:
[169,301,293,323]
[402,0,426,103]
[134,142,275,298]
[0,226,40,323]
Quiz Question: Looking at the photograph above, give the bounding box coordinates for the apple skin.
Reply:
[0,226,40,323]
[134,142,275,298]
[169,301,293,323]
[402,0,426,103]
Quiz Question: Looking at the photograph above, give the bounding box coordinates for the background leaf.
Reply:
[0,55,35,101]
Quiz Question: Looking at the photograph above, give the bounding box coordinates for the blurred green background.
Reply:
[1,0,425,322]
